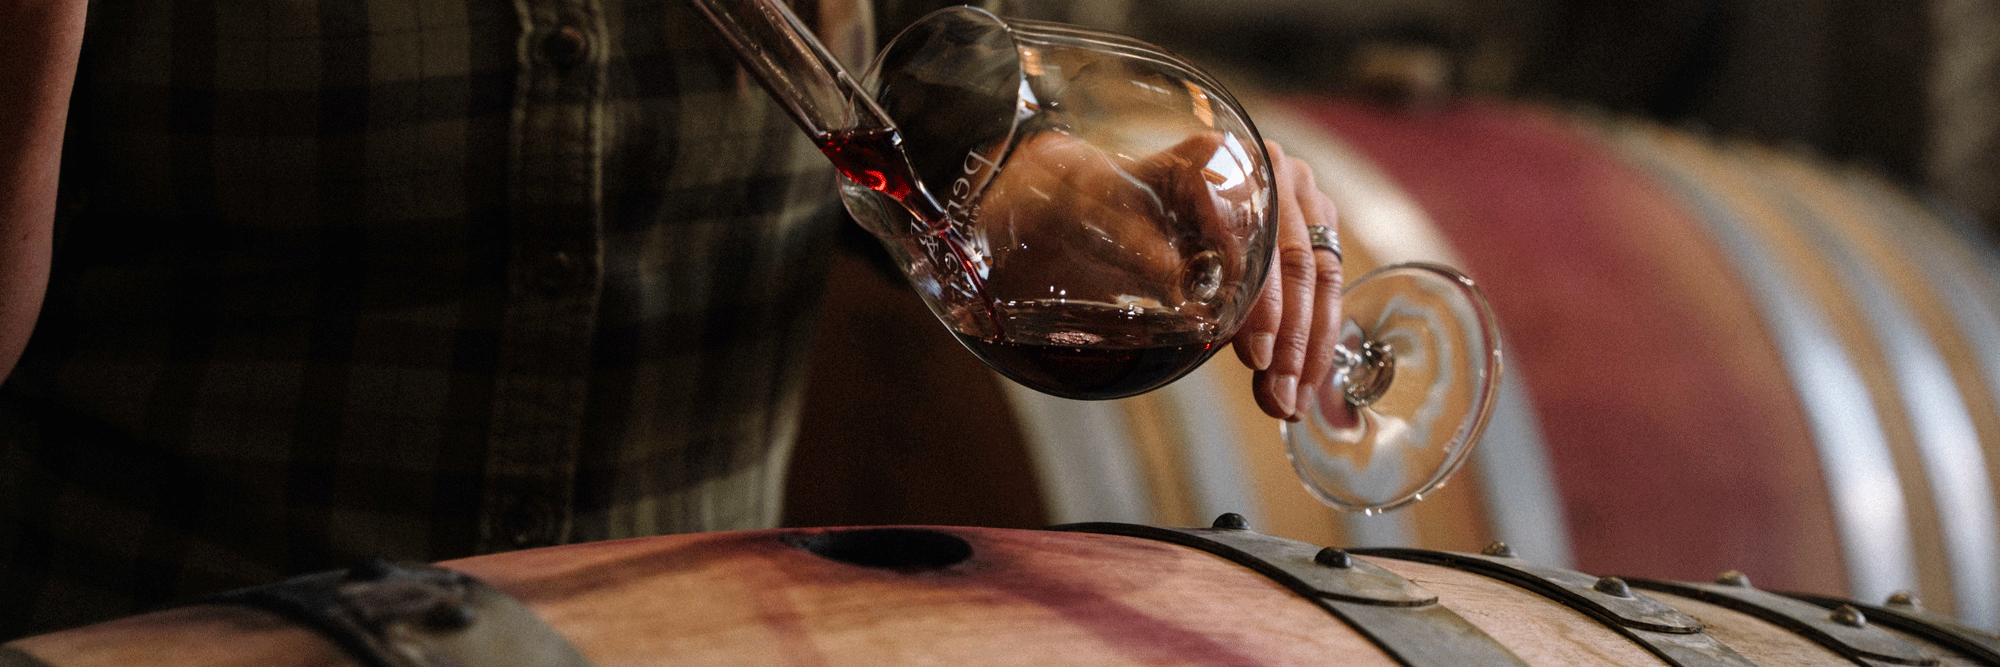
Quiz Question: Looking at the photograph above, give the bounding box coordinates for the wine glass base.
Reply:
[1284,262,1503,513]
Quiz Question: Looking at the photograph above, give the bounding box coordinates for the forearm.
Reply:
[0,0,87,380]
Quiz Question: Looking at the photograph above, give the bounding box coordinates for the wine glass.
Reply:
[856,8,1505,511]
[1283,262,1504,513]
[688,1,1504,512]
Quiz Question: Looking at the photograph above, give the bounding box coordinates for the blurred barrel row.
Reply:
[1258,95,2000,631]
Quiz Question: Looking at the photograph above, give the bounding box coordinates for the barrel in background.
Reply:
[1103,94,2000,628]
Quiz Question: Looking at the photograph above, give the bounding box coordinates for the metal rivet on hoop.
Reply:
[1593,576,1634,598]
[1315,547,1355,569]
[1714,570,1752,587]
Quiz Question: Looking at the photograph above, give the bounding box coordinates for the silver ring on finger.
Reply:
[1307,224,1341,262]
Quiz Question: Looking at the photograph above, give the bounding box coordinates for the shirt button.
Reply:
[499,494,560,548]
[533,250,585,298]
[544,25,590,67]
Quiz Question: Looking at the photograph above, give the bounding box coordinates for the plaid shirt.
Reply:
[1,0,866,637]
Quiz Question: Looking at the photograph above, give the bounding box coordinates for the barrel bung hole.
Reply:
[791,528,974,571]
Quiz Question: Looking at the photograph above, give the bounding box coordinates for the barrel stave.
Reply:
[445,527,1396,667]
[5,604,354,667]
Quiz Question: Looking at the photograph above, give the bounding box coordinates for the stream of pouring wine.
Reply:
[685,0,1005,335]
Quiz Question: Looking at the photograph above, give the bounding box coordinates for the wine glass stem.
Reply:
[1336,340,1396,407]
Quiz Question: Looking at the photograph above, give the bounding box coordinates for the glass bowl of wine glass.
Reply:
[837,6,1279,400]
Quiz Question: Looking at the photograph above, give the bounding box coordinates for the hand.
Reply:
[973,131,1261,318]
[1232,141,1343,421]
[0,0,89,382]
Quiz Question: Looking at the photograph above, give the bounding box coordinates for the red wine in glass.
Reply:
[954,299,1221,400]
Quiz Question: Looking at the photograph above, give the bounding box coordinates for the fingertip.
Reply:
[1243,332,1274,371]
[1270,373,1298,419]
[1288,386,1316,423]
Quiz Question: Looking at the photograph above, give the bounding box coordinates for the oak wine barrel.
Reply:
[8,521,2000,666]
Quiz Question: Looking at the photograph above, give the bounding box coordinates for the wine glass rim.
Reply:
[868,6,1029,209]
[873,6,1274,220]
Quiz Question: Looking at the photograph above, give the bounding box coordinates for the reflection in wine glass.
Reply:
[1284,263,1504,514]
